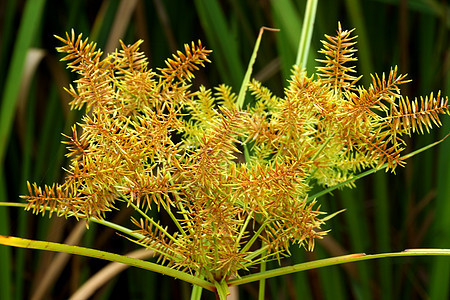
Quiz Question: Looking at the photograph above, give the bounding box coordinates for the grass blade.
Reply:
[295,0,318,68]
[236,27,279,109]
[229,249,450,287]
[0,235,214,292]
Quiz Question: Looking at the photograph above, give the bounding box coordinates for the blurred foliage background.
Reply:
[0,0,449,299]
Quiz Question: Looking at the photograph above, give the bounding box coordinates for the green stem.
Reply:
[190,274,204,300]
[214,280,230,300]
[258,244,267,300]
[4,201,184,263]
[236,26,279,110]
[0,202,146,241]
[160,196,187,236]
[170,182,195,235]
[243,245,269,267]
[295,0,318,68]
[305,134,335,184]
[120,234,181,263]
[236,26,279,160]
[236,211,253,245]
[0,235,215,291]
[229,249,450,287]
[307,133,450,201]
[127,200,179,245]
[241,222,267,254]
[4,202,183,262]
[90,215,146,241]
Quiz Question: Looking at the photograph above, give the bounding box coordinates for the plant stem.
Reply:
[0,202,147,241]
[190,273,205,300]
[236,26,279,110]
[229,249,450,287]
[127,200,179,245]
[214,280,230,300]
[307,133,450,201]
[0,235,215,291]
[258,244,267,300]
[295,0,318,68]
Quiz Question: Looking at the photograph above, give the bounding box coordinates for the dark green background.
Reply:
[0,0,449,299]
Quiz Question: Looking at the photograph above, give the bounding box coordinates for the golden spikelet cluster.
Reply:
[22,25,448,282]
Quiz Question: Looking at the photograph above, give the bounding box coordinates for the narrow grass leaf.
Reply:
[229,249,450,287]
[0,235,214,292]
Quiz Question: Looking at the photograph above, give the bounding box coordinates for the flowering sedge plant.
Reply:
[1,24,449,299]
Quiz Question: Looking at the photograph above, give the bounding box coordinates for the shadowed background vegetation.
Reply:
[0,0,448,299]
